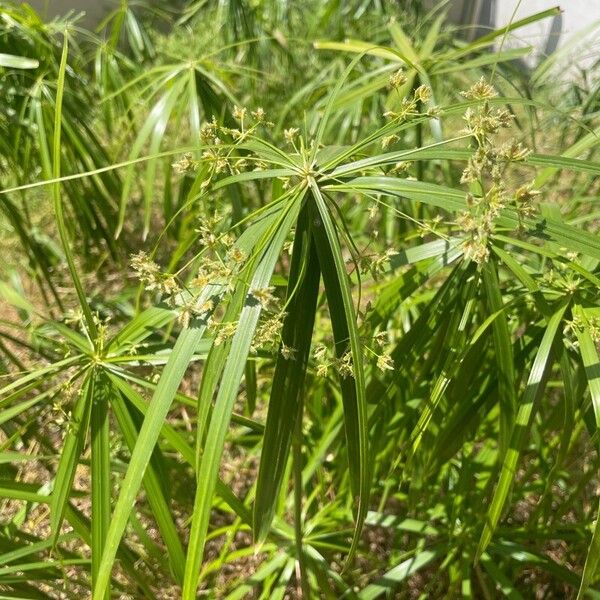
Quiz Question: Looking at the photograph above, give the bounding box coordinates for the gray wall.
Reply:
[495,0,600,72]
[429,0,600,71]
[23,0,113,28]
[21,0,600,74]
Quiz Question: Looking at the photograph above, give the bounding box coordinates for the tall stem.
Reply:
[293,403,310,598]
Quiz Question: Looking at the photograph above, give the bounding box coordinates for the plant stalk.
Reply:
[293,402,310,598]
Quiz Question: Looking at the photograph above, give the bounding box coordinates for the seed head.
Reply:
[284,127,299,144]
[500,139,531,162]
[251,286,277,310]
[462,237,490,264]
[377,353,394,372]
[389,68,407,89]
[251,107,266,122]
[280,343,297,361]
[374,331,389,347]
[314,343,327,361]
[336,351,354,379]
[215,321,238,345]
[316,363,328,377]
[414,84,431,103]
[192,267,211,289]
[381,134,398,149]
[461,77,497,100]
[233,106,247,121]
[172,152,196,174]
[200,118,219,143]
[227,247,247,264]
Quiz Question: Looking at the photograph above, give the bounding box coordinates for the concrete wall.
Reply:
[430,0,600,72]
[494,0,600,72]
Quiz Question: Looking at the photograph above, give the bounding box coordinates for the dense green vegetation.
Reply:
[1,0,600,597]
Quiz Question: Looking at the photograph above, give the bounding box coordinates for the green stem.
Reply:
[53,31,98,341]
[91,374,111,600]
[293,403,310,598]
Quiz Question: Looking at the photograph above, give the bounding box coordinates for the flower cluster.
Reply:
[313,343,353,378]
[461,77,498,101]
[457,78,540,264]
[171,108,272,189]
[564,312,600,348]
[381,78,438,148]
[325,348,353,378]
[311,327,395,379]
[177,296,215,329]
[131,251,180,296]
[131,210,249,327]
[540,258,582,296]
[372,329,395,373]
[359,247,399,278]
[196,213,236,250]
[251,308,289,356]
[389,68,408,89]
[250,286,278,310]
[284,127,299,145]
[376,353,394,372]
[172,152,197,174]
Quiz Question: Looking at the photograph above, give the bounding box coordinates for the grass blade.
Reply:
[0,53,39,69]
[482,261,516,457]
[476,302,568,560]
[93,317,211,599]
[181,197,302,599]
[91,374,111,600]
[110,379,186,583]
[50,370,93,542]
[52,32,97,341]
[310,179,369,565]
[253,199,321,542]
[358,546,445,599]
[574,304,600,598]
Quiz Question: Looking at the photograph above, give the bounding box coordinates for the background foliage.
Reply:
[1,0,600,597]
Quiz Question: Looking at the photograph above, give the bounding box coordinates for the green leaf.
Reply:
[312,50,375,160]
[574,304,600,599]
[109,378,186,583]
[106,305,176,353]
[0,281,39,316]
[408,263,477,455]
[90,374,111,600]
[470,7,561,46]
[490,539,581,586]
[52,32,98,341]
[388,21,420,65]
[476,302,568,560]
[480,552,525,600]
[192,198,295,460]
[310,180,369,565]
[93,315,211,599]
[313,39,421,71]
[253,199,321,542]
[324,176,466,213]
[431,47,532,74]
[117,76,188,238]
[482,261,516,457]
[51,370,93,542]
[107,372,251,524]
[181,196,302,599]
[534,125,600,187]
[358,547,445,599]
[327,176,600,261]
[0,53,39,69]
